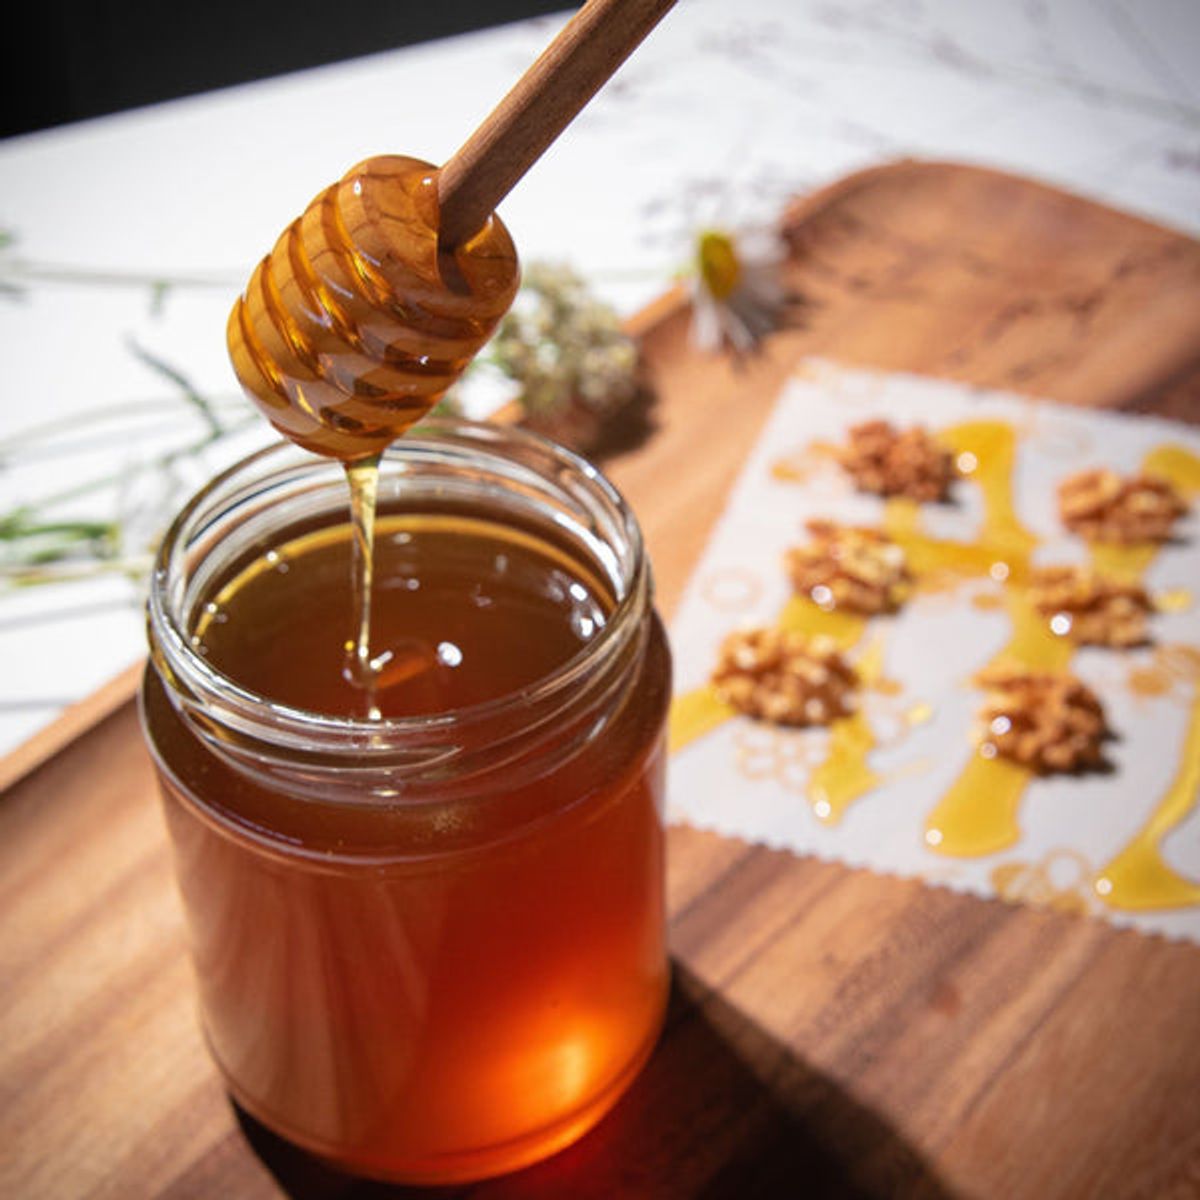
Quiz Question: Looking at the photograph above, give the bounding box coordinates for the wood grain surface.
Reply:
[3,161,1200,1199]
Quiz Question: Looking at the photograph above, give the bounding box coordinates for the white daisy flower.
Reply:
[688,226,802,356]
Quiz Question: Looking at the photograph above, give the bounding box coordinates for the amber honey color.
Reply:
[194,512,614,720]
[227,155,519,460]
[143,494,670,1183]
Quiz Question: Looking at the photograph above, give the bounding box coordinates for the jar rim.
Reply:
[147,419,649,759]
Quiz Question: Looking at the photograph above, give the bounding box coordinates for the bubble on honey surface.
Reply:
[543,571,568,604]
[566,583,606,644]
[437,641,464,668]
[370,639,442,693]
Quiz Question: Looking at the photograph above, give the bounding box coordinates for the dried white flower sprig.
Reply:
[490,262,639,415]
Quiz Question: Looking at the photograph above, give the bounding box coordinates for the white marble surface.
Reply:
[1,0,1198,756]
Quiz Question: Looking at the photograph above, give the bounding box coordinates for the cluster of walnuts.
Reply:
[1057,468,1187,544]
[710,423,935,729]
[835,419,958,503]
[1029,565,1151,649]
[711,628,857,728]
[708,419,1191,777]
[1000,466,1189,772]
[984,459,1187,772]
[975,667,1110,774]
[785,519,911,615]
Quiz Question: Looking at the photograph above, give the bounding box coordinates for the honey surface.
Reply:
[194,512,610,720]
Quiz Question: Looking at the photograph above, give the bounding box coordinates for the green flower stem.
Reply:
[5,556,154,589]
[17,415,258,515]
[3,260,238,291]
[126,339,225,438]
[0,515,115,540]
[0,395,245,451]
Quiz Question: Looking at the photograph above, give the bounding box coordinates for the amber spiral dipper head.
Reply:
[227,0,675,460]
[227,155,519,460]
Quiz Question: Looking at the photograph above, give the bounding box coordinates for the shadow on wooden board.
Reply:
[233,962,954,1200]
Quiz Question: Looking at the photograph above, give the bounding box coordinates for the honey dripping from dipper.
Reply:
[227,155,520,714]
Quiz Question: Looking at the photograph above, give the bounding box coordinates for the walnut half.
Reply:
[975,666,1110,774]
[712,627,858,727]
[1057,468,1187,544]
[786,520,911,614]
[836,419,957,502]
[1029,565,1152,648]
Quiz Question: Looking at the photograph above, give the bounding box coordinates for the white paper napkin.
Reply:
[668,360,1200,943]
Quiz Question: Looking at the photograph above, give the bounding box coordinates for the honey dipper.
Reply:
[228,0,676,460]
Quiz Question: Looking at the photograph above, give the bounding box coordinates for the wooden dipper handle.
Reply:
[438,0,676,249]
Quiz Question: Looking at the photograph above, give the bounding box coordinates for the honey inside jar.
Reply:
[142,432,671,1183]
[193,511,613,721]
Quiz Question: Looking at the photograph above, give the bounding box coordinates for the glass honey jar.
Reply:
[140,420,671,1184]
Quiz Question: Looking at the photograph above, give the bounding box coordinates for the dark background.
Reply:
[5,1,569,139]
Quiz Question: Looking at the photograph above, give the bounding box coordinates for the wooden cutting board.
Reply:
[3,161,1199,1199]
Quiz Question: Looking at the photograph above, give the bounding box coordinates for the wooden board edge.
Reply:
[0,659,145,795]
[779,156,1200,244]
